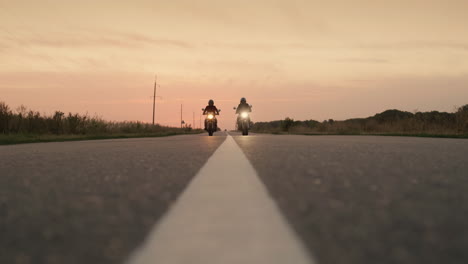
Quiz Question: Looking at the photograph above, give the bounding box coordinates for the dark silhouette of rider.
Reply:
[203,99,219,130]
[236,97,252,127]
[236,97,251,114]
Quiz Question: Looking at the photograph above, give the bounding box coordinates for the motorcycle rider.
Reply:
[203,99,219,130]
[236,97,252,126]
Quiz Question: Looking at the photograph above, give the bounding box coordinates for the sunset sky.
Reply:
[1,0,468,129]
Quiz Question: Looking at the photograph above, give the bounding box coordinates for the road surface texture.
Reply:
[1,132,468,264]
[127,134,313,264]
[0,134,226,264]
[233,133,468,264]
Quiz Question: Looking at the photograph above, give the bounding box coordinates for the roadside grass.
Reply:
[0,101,206,145]
[253,131,468,139]
[251,105,468,138]
[0,130,204,145]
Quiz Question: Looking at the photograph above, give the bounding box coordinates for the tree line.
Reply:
[252,105,468,135]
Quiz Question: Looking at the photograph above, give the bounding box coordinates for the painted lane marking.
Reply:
[126,134,315,264]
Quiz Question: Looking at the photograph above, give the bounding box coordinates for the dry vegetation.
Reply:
[0,101,201,144]
[252,105,468,137]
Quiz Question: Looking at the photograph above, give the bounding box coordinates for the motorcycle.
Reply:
[202,109,220,136]
[234,105,252,136]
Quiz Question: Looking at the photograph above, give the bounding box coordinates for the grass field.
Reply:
[0,130,204,145]
[252,106,468,138]
[0,101,203,145]
[256,131,468,139]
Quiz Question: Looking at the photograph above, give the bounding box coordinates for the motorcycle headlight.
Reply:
[241,112,249,118]
[208,114,214,119]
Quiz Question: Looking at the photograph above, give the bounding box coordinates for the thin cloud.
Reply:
[0,30,193,50]
[78,99,156,105]
[119,32,192,48]
[203,42,327,51]
[347,79,375,83]
[334,58,390,64]
[208,41,468,52]
[357,41,468,51]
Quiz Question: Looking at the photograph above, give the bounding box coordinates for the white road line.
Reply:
[126,134,315,264]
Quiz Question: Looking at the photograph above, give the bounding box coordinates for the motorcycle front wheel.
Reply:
[241,121,249,136]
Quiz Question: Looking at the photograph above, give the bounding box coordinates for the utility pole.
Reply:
[180,104,183,128]
[152,75,157,125]
[193,111,195,129]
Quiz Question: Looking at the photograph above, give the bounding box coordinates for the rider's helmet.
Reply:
[240,97,247,103]
[208,99,214,106]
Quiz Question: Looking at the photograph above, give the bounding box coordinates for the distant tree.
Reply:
[373,109,413,123]
[16,105,27,117]
[303,120,320,128]
[0,102,12,134]
[281,117,295,132]
[67,112,84,134]
[456,104,468,133]
[458,104,468,113]
[52,111,64,134]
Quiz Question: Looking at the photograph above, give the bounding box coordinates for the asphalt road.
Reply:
[0,134,227,264]
[233,133,468,264]
[1,132,468,264]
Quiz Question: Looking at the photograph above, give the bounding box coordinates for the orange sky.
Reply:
[1,0,468,129]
